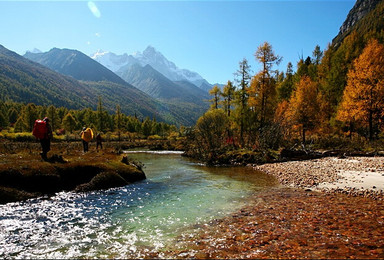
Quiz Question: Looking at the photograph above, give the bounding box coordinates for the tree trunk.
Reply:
[369,110,373,141]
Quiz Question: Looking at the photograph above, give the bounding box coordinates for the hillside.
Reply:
[117,63,210,123]
[319,0,384,109]
[0,44,177,123]
[22,47,208,125]
[332,0,383,46]
[24,48,127,85]
[117,63,210,102]
[0,44,92,109]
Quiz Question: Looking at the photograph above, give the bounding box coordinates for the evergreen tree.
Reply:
[312,45,323,65]
[8,107,18,125]
[0,110,8,128]
[277,62,294,101]
[22,103,38,131]
[14,116,26,133]
[97,96,105,132]
[142,117,153,137]
[115,105,122,141]
[62,112,77,133]
[47,105,59,132]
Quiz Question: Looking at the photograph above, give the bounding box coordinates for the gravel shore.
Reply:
[251,156,384,199]
[160,156,384,259]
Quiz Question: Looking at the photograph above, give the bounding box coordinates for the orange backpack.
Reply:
[81,128,93,142]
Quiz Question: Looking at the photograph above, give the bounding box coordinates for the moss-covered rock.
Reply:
[0,186,37,204]
[75,171,128,192]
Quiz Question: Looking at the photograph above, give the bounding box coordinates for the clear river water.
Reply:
[0,151,278,258]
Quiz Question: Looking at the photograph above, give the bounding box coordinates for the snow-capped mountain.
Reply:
[91,50,137,73]
[91,46,212,91]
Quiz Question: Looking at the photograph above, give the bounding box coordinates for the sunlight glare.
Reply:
[87,1,101,18]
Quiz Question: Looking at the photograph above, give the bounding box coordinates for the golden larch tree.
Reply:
[336,39,384,140]
[288,76,319,144]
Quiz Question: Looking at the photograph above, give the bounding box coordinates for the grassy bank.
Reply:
[0,141,148,204]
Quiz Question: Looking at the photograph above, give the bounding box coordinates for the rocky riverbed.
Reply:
[159,156,384,259]
[252,156,384,200]
[167,188,384,259]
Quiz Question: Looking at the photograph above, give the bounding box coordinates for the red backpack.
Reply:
[32,119,47,139]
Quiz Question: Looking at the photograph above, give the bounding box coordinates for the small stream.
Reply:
[0,151,278,258]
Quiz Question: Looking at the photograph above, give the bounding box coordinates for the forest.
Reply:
[187,31,384,163]
[0,97,180,142]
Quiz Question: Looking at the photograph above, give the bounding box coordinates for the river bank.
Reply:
[160,156,384,259]
[167,187,384,259]
[252,156,384,199]
[0,145,146,204]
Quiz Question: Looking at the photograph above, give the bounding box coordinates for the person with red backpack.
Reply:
[33,117,53,161]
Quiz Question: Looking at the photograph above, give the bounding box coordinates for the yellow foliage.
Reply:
[289,76,319,129]
[336,39,384,138]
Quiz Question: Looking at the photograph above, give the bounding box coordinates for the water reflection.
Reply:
[0,151,277,258]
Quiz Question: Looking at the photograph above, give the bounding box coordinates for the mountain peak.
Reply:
[143,45,157,54]
[25,48,42,55]
[24,47,127,85]
[91,49,109,59]
[92,46,211,90]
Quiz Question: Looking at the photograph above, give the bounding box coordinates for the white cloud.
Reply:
[95,32,101,37]
[87,1,101,18]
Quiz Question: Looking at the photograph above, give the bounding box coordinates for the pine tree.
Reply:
[47,105,59,132]
[8,108,18,125]
[115,105,122,141]
[277,62,294,101]
[22,103,38,131]
[62,112,77,133]
[97,96,105,132]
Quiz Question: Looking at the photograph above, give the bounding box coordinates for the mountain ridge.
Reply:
[24,48,128,85]
[92,46,213,91]
[22,47,209,125]
[0,44,194,124]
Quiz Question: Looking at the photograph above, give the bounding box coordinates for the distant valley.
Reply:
[0,45,216,126]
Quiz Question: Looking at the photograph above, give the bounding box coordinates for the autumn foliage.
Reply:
[192,37,384,158]
[337,39,384,140]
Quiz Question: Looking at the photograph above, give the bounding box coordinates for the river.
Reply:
[0,151,278,258]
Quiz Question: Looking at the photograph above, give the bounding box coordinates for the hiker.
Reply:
[36,117,52,161]
[80,127,93,153]
[96,133,103,151]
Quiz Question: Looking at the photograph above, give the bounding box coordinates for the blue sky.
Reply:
[0,0,355,84]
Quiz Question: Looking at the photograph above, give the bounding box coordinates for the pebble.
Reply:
[253,156,384,200]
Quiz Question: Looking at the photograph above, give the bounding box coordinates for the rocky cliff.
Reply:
[333,0,382,45]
